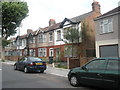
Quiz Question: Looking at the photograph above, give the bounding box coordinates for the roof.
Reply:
[39,11,93,32]
[70,11,92,22]
[40,23,61,32]
[16,9,94,38]
[19,34,28,39]
[95,6,120,20]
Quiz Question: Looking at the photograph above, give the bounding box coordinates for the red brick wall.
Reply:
[5,56,23,61]
[68,58,80,69]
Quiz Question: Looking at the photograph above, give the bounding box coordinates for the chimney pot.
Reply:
[49,19,56,26]
[92,1,101,13]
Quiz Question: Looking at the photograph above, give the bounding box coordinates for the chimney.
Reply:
[27,29,33,34]
[49,19,56,26]
[92,0,101,13]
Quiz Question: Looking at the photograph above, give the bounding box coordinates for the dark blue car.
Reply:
[14,56,47,73]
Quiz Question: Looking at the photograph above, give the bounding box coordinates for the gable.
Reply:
[60,18,78,28]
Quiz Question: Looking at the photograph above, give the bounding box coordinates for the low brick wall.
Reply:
[5,56,23,61]
[68,58,80,69]
[80,57,95,66]
[68,57,95,69]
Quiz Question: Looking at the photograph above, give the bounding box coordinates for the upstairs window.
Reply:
[32,37,35,43]
[57,30,61,41]
[38,34,46,43]
[100,18,113,34]
[22,39,26,46]
[18,39,22,46]
[49,32,53,42]
[29,37,35,44]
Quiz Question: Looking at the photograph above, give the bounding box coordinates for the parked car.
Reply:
[14,56,47,73]
[68,57,120,89]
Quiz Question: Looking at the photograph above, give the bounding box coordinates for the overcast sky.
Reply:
[15,0,120,36]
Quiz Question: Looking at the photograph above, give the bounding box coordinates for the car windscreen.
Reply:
[28,57,42,61]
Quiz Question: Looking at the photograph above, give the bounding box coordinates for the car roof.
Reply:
[96,57,120,60]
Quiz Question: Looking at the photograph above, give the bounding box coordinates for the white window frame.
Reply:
[57,30,61,40]
[24,49,27,56]
[38,34,46,43]
[29,49,33,56]
[49,32,53,42]
[32,37,35,44]
[38,48,47,57]
[100,18,113,34]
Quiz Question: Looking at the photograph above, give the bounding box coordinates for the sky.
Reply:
[14,0,120,36]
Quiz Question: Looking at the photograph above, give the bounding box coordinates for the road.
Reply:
[2,64,96,89]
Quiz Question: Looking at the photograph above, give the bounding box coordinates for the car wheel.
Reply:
[40,70,44,73]
[14,65,17,70]
[24,67,29,73]
[70,75,79,87]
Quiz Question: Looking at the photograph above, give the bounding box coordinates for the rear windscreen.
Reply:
[29,57,42,61]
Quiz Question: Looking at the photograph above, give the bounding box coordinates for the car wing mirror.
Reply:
[82,66,88,71]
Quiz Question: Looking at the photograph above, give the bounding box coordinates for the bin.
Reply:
[49,56,53,64]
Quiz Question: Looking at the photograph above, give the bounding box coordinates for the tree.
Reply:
[2,1,29,39]
[1,1,29,59]
[64,27,81,57]
[63,21,91,58]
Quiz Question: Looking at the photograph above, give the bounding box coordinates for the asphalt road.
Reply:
[2,64,96,89]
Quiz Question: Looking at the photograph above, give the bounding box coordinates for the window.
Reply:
[29,49,32,56]
[17,50,22,56]
[33,37,35,43]
[5,51,8,56]
[33,49,36,56]
[86,59,106,70]
[38,48,46,57]
[64,45,77,57]
[100,18,113,34]
[29,38,33,44]
[24,49,27,56]
[57,30,61,40]
[49,32,53,41]
[29,49,36,56]
[38,48,42,57]
[17,39,22,46]
[106,60,119,70]
[38,34,46,43]
[22,39,26,46]
[29,57,42,61]
[43,48,46,57]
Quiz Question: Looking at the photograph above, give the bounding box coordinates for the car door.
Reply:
[79,59,107,87]
[102,59,120,88]
[17,57,26,70]
[20,57,28,70]
[17,58,24,69]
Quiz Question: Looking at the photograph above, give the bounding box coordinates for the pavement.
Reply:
[1,60,70,77]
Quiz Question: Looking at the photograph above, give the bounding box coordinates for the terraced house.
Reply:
[5,1,101,62]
